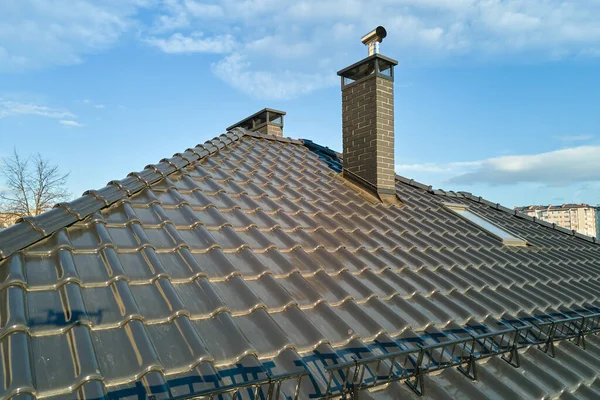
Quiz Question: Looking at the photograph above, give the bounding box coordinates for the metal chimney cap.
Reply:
[361,26,387,45]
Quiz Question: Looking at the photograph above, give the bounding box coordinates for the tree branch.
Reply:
[0,149,71,221]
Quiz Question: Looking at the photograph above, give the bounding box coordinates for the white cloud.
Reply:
[287,0,365,19]
[555,134,594,141]
[331,23,356,41]
[398,146,600,186]
[3,0,600,99]
[59,120,85,127]
[581,48,600,57]
[141,0,600,98]
[206,0,600,57]
[81,99,106,108]
[0,99,75,119]
[246,36,313,59]
[0,0,152,72]
[396,161,481,174]
[144,32,237,54]
[183,0,223,18]
[451,146,600,185]
[212,53,337,100]
[152,0,224,31]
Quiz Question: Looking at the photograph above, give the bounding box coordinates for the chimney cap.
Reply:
[226,108,286,133]
[337,53,398,78]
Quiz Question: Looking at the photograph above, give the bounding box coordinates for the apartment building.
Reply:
[516,204,599,237]
[0,213,19,230]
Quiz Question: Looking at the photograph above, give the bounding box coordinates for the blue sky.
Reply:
[1,0,600,208]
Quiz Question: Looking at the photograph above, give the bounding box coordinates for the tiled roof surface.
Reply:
[2,130,600,399]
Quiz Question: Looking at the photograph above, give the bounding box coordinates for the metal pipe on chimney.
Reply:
[361,26,387,55]
[368,42,380,55]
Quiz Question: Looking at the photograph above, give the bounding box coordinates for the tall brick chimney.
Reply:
[337,26,398,203]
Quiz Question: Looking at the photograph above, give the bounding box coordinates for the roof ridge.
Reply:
[243,129,304,145]
[0,130,250,260]
[3,130,597,261]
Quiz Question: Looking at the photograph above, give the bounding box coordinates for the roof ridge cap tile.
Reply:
[301,139,343,159]
[0,128,249,261]
[387,174,434,193]
[242,128,303,145]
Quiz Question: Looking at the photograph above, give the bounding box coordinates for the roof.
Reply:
[2,128,600,399]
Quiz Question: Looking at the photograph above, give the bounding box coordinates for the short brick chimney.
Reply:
[337,26,398,203]
[227,108,285,137]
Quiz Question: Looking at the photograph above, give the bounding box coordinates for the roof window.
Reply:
[445,203,527,246]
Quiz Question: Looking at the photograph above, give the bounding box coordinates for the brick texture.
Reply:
[342,75,395,194]
[256,124,283,137]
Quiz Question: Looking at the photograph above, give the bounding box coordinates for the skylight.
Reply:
[445,203,527,246]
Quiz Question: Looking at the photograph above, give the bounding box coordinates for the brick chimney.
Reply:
[227,108,285,137]
[337,26,398,203]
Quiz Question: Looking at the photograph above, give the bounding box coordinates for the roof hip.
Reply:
[0,131,249,260]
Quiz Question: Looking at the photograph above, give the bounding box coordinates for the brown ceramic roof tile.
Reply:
[2,130,600,399]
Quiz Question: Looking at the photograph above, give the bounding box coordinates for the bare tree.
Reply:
[0,148,71,226]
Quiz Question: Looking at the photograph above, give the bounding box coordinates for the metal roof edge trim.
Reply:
[0,129,248,261]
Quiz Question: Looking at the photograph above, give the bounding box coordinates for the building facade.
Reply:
[0,213,19,230]
[596,206,600,238]
[516,204,598,237]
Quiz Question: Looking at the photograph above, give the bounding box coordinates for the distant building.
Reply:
[516,204,598,237]
[596,206,600,238]
[0,213,19,230]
